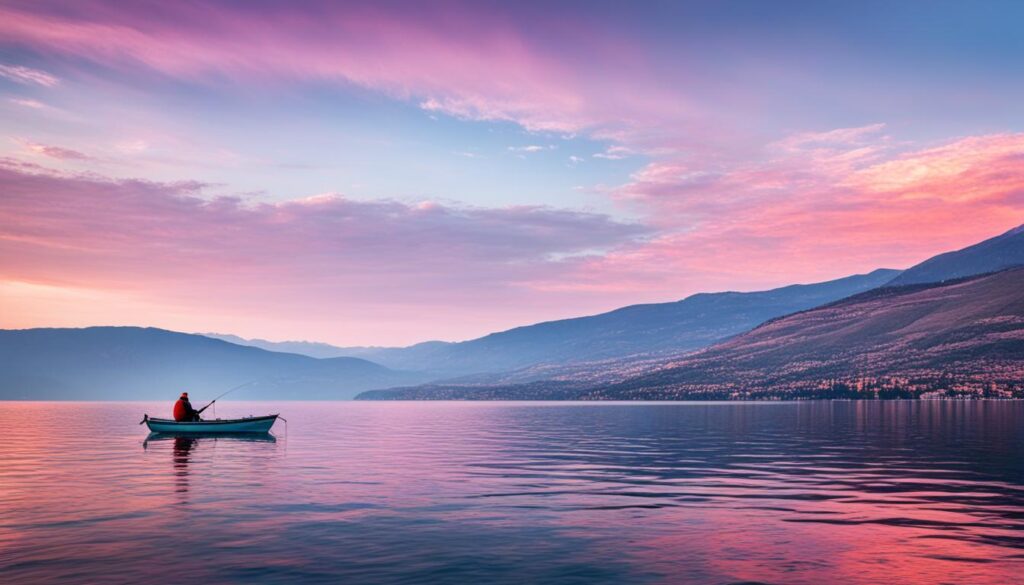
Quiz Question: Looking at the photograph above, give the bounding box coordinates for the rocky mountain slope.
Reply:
[361,268,1024,400]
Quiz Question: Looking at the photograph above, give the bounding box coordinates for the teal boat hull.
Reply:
[144,414,278,434]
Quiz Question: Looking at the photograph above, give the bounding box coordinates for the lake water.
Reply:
[2,401,1024,584]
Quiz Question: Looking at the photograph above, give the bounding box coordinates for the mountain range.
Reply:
[214,224,1024,390]
[4,222,1024,400]
[360,268,1024,400]
[203,333,358,360]
[212,269,901,377]
[0,327,426,400]
[358,223,1024,400]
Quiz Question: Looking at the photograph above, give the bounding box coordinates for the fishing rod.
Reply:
[196,380,257,415]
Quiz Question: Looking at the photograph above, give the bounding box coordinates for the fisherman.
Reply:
[173,392,201,422]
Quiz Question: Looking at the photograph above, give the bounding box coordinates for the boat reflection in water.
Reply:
[143,432,278,498]
[143,431,278,447]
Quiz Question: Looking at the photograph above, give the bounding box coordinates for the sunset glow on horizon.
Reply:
[2,0,1024,345]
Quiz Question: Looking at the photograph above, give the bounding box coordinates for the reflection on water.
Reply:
[173,436,193,496]
[2,401,1024,584]
[141,433,277,498]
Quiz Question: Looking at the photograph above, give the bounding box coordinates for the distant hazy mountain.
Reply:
[204,333,356,359]
[333,269,900,376]
[0,327,427,400]
[888,223,1024,286]
[362,269,1024,400]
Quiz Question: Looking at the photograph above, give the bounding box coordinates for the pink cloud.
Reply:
[847,134,1024,201]
[0,159,648,344]
[0,1,689,137]
[538,132,1024,295]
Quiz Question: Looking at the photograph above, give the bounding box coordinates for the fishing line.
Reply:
[197,380,258,415]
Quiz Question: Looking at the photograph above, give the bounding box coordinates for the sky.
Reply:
[2,0,1024,346]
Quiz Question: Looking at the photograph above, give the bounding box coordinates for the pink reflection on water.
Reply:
[2,401,1024,584]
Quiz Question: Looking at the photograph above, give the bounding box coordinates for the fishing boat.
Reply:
[141,414,279,434]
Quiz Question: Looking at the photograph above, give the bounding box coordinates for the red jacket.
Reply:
[173,398,193,422]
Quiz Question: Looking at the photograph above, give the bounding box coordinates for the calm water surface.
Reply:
[2,401,1024,584]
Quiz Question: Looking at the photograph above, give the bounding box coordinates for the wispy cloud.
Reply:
[593,145,632,160]
[0,2,692,138]
[0,63,58,87]
[9,98,47,109]
[16,140,92,160]
[508,145,555,153]
[773,123,888,151]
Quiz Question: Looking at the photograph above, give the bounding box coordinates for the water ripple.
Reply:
[2,401,1024,584]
